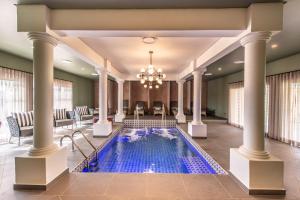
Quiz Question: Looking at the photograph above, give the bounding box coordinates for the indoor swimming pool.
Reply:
[80,128,226,174]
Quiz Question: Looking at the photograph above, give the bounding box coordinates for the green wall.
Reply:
[0,50,94,108]
[207,52,300,118]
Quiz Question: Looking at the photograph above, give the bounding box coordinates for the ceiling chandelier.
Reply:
[136,51,166,89]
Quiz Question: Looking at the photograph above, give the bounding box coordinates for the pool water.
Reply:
[82,128,224,174]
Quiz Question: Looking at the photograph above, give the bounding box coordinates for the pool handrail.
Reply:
[60,135,89,168]
[71,130,97,157]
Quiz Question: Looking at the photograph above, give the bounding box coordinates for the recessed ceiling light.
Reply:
[234,60,244,64]
[271,44,278,49]
[142,37,157,44]
[63,60,72,64]
[91,73,98,76]
[218,67,222,71]
[204,73,213,76]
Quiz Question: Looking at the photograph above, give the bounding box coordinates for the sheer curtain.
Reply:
[228,82,244,128]
[0,67,33,142]
[53,79,73,111]
[267,71,300,146]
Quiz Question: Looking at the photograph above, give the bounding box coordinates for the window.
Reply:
[53,79,73,111]
[228,71,300,147]
[228,82,244,128]
[0,67,33,143]
[267,72,300,146]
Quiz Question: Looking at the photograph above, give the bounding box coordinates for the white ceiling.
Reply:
[17,0,282,9]
[1,0,299,81]
[0,0,97,79]
[81,37,218,74]
[206,0,300,80]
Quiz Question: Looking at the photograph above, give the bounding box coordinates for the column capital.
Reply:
[176,79,185,84]
[95,68,107,75]
[116,79,125,84]
[28,32,58,46]
[240,31,272,46]
[192,68,206,76]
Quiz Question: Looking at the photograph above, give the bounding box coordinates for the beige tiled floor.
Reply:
[0,121,299,200]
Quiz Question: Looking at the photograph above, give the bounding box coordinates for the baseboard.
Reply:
[13,168,69,190]
[229,172,286,195]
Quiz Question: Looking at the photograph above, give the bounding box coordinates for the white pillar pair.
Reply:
[230,32,284,194]
[93,67,112,136]
[188,68,207,138]
[15,32,67,189]
[115,80,126,122]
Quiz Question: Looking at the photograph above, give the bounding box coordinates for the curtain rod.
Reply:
[227,69,300,85]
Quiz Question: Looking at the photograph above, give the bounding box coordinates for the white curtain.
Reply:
[53,79,73,111]
[0,67,33,143]
[267,71,300,146]
[228,82,244,128]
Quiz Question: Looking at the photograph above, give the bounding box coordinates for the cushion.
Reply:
[81,115,93,120]
[54,109,67,120]
[76,106,89,116]
[20,126,33,136]
[12,111,34,127]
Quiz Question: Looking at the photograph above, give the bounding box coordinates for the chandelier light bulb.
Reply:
[157,68,162,73]
[144,84,147,88]
[149,76,154,82]
[162,74,166,79]
[149,85,153,89]
[141,68,145,73]
[141,79,145,84]
[155,85,159,89]
[136,74,140,78]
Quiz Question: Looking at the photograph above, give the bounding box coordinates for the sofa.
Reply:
[53,108,74,128]
[75,106,93,124]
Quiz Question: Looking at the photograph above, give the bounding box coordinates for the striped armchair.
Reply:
[74,106,93,124]
[7,111,34,145]
[53,109,74,128]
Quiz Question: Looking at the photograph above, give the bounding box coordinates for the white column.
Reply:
[230,32,284,193]
[93,66,112,136]
[115,79,125,122]
[29,33,58,155]
[176,80,186,123]
[15,32,67,188]
[188,68,207,137]
[186,81,191,114]
[239,32,270,159]
[99,69,108,122]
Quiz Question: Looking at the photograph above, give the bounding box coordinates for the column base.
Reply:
[176,113,186,123]
[188,122,207,138]
[14,147,68,190]
[93,120,112,137]
[230,148,285,195]
[114,113,125,123]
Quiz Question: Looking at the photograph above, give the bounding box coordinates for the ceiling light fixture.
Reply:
[136,51,166,89]
[204,73,213,76]
[234,60,244,64]
[271,44,278,49]
[142,37,157,44]
[218,67,222,71]
[63,60,72,64]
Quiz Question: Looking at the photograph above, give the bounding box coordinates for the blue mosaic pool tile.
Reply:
[82,128,223,174]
